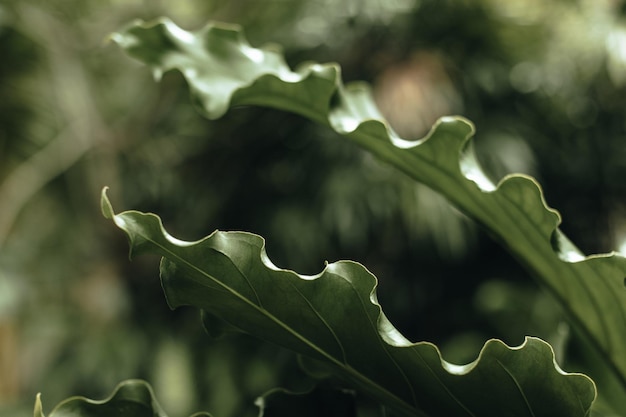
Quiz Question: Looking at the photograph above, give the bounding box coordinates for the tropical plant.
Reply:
[36,16,626,417]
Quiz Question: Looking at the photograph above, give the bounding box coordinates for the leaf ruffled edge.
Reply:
[34,379,212,417]
[101,187,597,417]
[106,17,626,264]
[33,378,360,417]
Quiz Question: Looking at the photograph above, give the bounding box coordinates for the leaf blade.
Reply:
[102,189,595,417]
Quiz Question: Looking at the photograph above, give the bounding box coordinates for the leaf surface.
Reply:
[102,189,595,417]
[109,19,626,395]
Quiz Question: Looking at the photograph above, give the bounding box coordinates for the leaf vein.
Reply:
[287,280,348,364]
[495,359,535,417]
[335,271,420,411]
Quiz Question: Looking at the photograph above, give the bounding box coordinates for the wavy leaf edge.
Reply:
[108,17,626,267]
[35,379,213,417]
[100,187,595,391]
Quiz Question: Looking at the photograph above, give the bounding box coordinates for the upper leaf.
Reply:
[102,189,595,417]
[109,18,626,397]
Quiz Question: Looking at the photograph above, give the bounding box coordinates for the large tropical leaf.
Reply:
[108,19,626,399]
[101,188,594,417]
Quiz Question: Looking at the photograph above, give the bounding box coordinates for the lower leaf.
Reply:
[101,188,596,417]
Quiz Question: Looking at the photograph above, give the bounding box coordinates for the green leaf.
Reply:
[102,188,595,417]
[34,379,210,417]
[109,18,626,396]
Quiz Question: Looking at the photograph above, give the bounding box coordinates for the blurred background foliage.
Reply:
[1,0,626,416]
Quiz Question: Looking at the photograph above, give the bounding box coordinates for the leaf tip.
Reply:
[34,393,44,417]
[101,186,115,220]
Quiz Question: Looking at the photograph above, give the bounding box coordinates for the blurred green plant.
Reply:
[38,17,626,416]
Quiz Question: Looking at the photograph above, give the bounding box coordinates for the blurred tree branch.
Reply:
[0,4,114,248]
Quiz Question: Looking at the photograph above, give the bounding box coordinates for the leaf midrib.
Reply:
[131,221,428,417]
